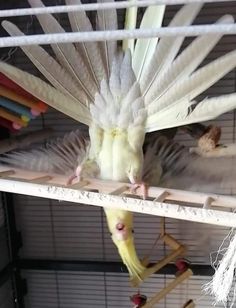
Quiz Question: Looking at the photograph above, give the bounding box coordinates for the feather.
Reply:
[0,130,89,174]
[0,61,91,125]
[65,0,106,86]
[143,136,236,194]
[120,49,136,98]
[145,14,234,105]
[109,52,123,103]
[147,49,236,121]
[122,0,138,54]
[100,79,114,107]
[96,0,117,76]
[132,4,165,82]
[146,93,236,132]
[2,20,89,107]
[182,94,236,124]
[140,3,203,97]
[28,0,97,101]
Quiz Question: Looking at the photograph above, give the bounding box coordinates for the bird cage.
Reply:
[0,1,236,307]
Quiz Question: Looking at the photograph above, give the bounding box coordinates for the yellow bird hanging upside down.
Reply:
[1,0,236,285]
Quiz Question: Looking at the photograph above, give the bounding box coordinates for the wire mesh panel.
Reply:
[0,279,14,308]
[0,193,9,271]
[23,270,107,308]
[13,193,232,265]
[22,270,226,308]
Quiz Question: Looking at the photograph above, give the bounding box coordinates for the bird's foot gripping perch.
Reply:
[130,181,148,200]
[66,159,99,186]
[66,165,83,185]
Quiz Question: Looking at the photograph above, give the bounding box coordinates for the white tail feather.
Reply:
[147,49,236,119]
[0,61,91,125]
[96,0,117,76]
[140,3,203,97]
[28,0,97,101]
[146,93,236,132]
[145,14,234,105]
[2,20,90,107]
[122,0,138,54]
[132,4,165,81]
[66,0,106,87]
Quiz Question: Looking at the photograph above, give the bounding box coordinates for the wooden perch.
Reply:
[1,166,236,228]
[143,269,193,307]
[0,128,53,154]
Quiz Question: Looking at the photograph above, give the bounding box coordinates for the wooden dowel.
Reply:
[109,185,128,195]
[203,197,214,209]
[163,234,182,250]
[143,269,193,307]
[131,245,186,286]
[0,84,44,112]
[30,176,53,184]
[154,191,169,202]
[0,106,27,127]
[0,170,15,177]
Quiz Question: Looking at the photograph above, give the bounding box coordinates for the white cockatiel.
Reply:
[1,0,236,284]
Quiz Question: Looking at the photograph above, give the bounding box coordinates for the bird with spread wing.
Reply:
[0,0,236,284]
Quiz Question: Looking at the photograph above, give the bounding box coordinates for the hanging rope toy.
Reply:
[203,228,236,307]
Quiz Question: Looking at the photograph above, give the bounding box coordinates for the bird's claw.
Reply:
[66,165,82,186]
[130,182,148,200]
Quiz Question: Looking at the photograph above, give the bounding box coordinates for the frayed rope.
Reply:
[203,228,236,307]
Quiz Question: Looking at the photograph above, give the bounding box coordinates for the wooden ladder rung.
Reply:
[70,180,91,189]
[143,269,193,307]
[203,196,215,209]
[0,170,15,177]
[154,191,169,202]
[30,176,53,184]
[109,185,128,195]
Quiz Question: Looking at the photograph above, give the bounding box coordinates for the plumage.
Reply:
[140,3,203,95]
[122,0,138,54]
[144,14,234,106]
[96,0,117,76]
[28,0,97,101]
[0,61,91,125]
[2,21,88,106]
[1,1,236,285]
[65,0,106,86]
[132,4,165,81]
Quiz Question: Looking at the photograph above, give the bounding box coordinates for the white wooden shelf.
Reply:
[0,165,236,227]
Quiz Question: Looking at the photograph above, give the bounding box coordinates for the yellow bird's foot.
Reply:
[130,181,148,200]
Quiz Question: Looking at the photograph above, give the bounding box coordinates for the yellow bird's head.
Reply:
[104,208,146,286]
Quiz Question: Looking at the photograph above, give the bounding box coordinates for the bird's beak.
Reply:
[112,222,130,241]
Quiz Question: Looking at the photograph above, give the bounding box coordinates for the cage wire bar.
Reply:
[0,0,232,17]
[0,0,235,47]
[0,24,236,48]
